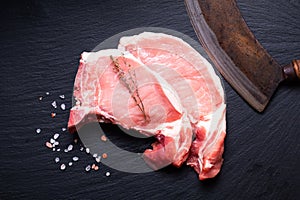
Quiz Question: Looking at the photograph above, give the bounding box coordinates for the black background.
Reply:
[1,0,299,199]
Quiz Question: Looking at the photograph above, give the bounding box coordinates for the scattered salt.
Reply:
[55,157,60,163]
[53,133,59,140]
[60,103,66,110]
[46,142,52,149]
[51,112,56,118]
[85,165,91,172]
[52,101,57,108]
[60,164,66,170]
[95,156,101,163]
[101,135,107,142]
[102,153,107,159]
[37,91,104,173]
[72,156,79,162]
[67,144,73,151]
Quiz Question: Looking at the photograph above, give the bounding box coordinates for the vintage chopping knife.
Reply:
[185,0,300,112]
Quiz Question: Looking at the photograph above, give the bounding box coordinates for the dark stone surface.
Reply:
[0,0,299,199]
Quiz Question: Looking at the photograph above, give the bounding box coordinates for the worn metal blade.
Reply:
[185,0,284,112]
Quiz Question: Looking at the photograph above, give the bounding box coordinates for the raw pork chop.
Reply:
[68,49,193,169]
[68,32,226,180]
[119,32,226,180]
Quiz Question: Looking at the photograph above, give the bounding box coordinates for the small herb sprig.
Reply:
[110,55,149,122]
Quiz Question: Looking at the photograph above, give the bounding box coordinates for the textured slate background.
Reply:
[0,0,299,199]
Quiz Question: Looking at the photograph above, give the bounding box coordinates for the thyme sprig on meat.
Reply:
[110,55,149,122]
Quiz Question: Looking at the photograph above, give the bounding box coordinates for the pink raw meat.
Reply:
[119,32,226,180]
[68,49,193,169]
[68,32,226,180]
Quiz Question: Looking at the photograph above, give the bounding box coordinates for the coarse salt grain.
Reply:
[106,172,110,177]
[101,135,107,142]
[52,101,57,108]
[95,156,101,163]
[55,157,60,163]
[68,162,73,166]
[52,148,56,151]
[85,148,90,154]
[50,138,55,144]
[46,142,52,149]
[93,153,98,158]
[57,148,61,152]
[60,164,66,170]
[38,96,43,101]
[46,92,50,95]
[54,141,59,146]
[72,156,79,162]
[67,144,73,151]
[36,128,41,134]
[59,95,65,99]
[62,128,67,132]
[94,165,99,171]
[85,165,91,172]
[53,133,59,140]
[60,103,66,110]
[80,147,84,151]
[64,149,68,153]
[102,153,107,159]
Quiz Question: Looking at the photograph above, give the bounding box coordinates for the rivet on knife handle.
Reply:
[283,60,300,80]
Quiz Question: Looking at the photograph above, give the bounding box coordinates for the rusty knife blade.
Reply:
[185,0,284,112]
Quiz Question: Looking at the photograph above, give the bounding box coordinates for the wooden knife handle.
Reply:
[283,60,300,80]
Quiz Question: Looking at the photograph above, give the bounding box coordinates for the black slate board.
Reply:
[0,0,299,199]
